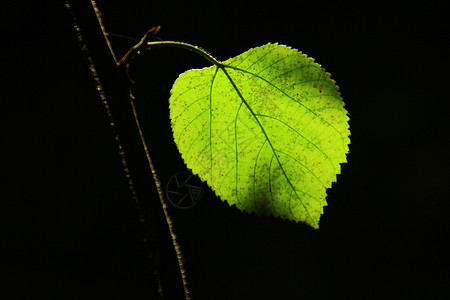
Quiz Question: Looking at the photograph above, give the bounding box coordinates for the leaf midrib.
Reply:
[218,66,314,222]
[224,65,346,143]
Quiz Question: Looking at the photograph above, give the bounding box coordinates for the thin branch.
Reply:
[122,25,192,300]
[118,26,161,67]
[118,26,161,84]
[65,3,164,298]
[90,0,119,64]
[129,90,191,300]
[87,1,191,299]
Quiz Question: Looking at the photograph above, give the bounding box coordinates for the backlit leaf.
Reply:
[169,43,350,228]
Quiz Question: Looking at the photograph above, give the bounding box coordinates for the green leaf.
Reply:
[169,43,350,228]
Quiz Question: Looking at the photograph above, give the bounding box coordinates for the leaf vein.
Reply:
[209,67,219,183]
[237,46,278,72]
[254,113,336,172]
[253,140,267,209]
[220,67,314,222]
[275,149,326,191]
[224,65,345,141]
[176,108,208,141]
[171,81,210,102]
[234,102,244,205]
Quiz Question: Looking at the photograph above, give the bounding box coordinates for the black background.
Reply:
[3,0,449,299]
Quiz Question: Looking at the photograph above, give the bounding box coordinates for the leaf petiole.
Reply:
[146,40,223,67]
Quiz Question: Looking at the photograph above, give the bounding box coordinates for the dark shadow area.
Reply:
[3,0,449,299]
